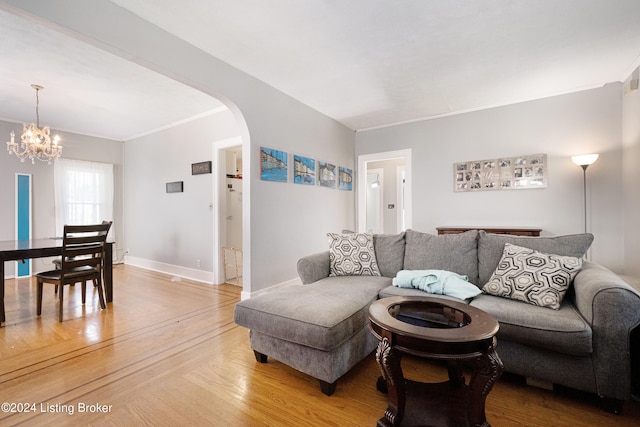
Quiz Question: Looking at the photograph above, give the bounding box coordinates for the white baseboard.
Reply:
[124,256,302,298]
[124,255,215,284]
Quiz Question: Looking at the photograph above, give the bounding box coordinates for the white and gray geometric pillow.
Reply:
[482,243,583,310]
[327,233,381,277]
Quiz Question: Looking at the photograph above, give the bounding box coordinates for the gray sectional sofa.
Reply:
[233,229,640,412]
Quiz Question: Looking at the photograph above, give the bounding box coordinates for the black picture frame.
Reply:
[166,181,184,193]
[192,161,212,175]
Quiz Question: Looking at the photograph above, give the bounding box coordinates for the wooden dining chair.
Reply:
[36,222,112,322]
[51,220,111,292]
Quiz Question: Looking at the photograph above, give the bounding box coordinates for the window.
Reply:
[54,158,114,240]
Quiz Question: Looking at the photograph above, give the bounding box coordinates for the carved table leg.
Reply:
[467,339,504,427]
[375,336,406,427]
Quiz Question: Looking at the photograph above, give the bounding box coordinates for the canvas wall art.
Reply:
[339,166,353,191]
[318,162,337,189]
[294,155,316,185]
[260,147,288,182]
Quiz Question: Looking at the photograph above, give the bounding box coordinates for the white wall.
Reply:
[9,1,356,293]
[0,119,124,276]
[247,106,355,291]
[356,85,625,273]
[622,70,640,276]
[123,111,240,280]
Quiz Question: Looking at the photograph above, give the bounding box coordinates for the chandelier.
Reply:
[6,84,62,164]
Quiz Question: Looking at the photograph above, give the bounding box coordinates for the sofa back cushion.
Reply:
[373,232,406,278]
[403,229,479,285]
[477,230,594,285]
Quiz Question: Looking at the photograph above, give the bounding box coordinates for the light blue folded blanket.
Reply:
[392,269,481,300]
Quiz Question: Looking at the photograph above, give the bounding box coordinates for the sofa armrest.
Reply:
[572,261,640,399]
[297,251,330,284]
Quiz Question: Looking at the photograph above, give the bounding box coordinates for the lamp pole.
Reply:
[571,154,598,235]
[580,164,588,234]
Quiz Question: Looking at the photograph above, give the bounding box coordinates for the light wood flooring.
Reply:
[1,264,639,426]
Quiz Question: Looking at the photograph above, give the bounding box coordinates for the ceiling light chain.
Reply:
[34,84,42,127]
[6,84,62,165]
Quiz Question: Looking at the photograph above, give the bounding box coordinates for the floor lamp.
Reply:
[571,154,599,233]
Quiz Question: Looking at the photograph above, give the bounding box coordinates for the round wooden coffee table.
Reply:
[368,296,503,427]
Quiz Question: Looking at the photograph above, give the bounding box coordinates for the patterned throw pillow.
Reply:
[482,243,583,310]
[327,233,381,277]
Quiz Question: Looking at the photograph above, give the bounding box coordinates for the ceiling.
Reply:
[1,0,640,141]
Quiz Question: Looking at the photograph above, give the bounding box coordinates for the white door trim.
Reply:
[396,165,406,232]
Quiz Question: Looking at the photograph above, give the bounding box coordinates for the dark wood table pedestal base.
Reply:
[368,296,504,427]
[375,335,503,427]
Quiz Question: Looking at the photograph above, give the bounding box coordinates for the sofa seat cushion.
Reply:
[234,276,392,351]
[470,294,592,356]
[404,229,479,284]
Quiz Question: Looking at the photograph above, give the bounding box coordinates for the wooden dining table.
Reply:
[0,238,113,324]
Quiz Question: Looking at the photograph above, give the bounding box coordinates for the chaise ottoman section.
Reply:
[234,276,391,395]
[247,326,376,395]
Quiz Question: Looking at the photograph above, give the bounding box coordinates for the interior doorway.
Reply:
[224,147,243,249]
[366,168,384,234]
[357,149,412,234]
[213,137,243,285]
[223,146,243,286]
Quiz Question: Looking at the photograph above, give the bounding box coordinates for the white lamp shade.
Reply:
[572,154,599,166]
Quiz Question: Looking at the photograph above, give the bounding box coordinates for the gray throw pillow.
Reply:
[327,233,381,276]
[403,229,479,284]
[373,232,406,278]
[482,243,583,310]
[477,231,594,285]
